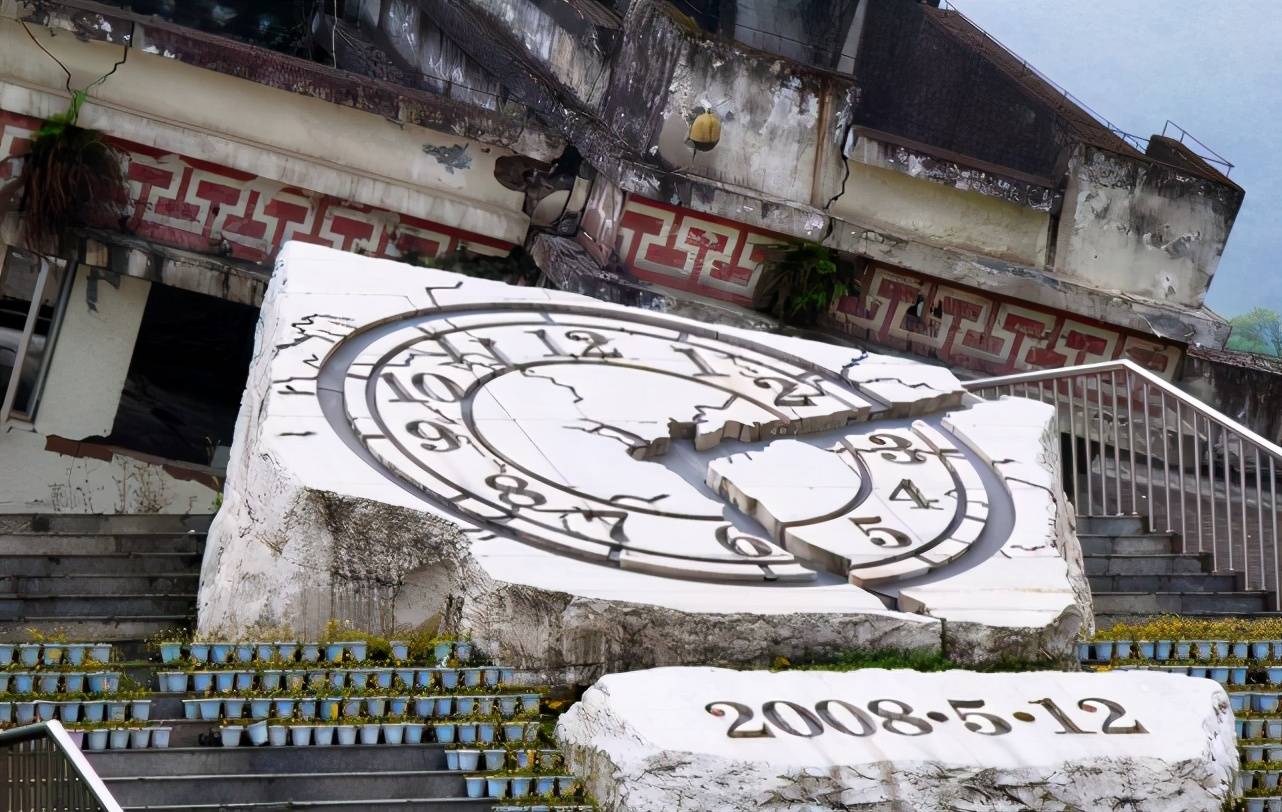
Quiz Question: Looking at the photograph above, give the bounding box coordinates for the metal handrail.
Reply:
[1,721,123,812]
[967,359,1282,609]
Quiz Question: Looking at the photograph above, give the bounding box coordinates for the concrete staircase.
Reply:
[1,512,510,810]
[0,513,207,651]
[1080,514,1274,627]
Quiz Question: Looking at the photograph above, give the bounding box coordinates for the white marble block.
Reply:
[556,667,1237,812]
[198,242,1091,680]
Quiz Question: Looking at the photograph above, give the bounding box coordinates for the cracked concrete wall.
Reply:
[1055,145,1244,310]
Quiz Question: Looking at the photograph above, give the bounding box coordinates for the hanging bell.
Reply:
[688,111,722,152]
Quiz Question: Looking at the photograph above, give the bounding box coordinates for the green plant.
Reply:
[417,246,542,286]
[751,241,857,327]
[11,91,128,253]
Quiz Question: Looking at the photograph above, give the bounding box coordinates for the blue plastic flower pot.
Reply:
[14,702,35,724]
[329,671,347,690]
[445,750,460,770]
[222,699,244,720]
[198,699,222,721]
[456,697,476,716]
[1075,642,1092,661]
[394,668,415,689]
[319,699,341,722]
[0,643,13,666]
[365,698,386,717]
[1154,640,1172,660]
[457,724,477,744]
[256,643,275,661]
[477,723,496,743]
[159,643,183,664]
[484,749,506,771]
[389,697,409,716]
[499,667,515,685]
[476,697,494,716]
[189,643,210,663]
[464,777,485,799]
[1136,641,1155,659]
[246,720,269,746]
[347,642,367,662]
[510,777,532,797]
[1212,640,1230,659]
[349,671,369,689]
[1232,667,1249,685]
[487,778,508,799]
[462,669,482,688]
[1253,642,1272,660]
[1174,641,1192,659]
[82,701,104,722]
[503,723,523,742]
[372,669,393,690]
[301,644,320,663]
[215,672,235,692]
[190,672,213,692]
[1231,693,1248,712]
[38,674,60,693]
[390,642,409,661]
[277,643,298,661]
[404,723,425,744]
[535,777,556,797]
[414,698,434,718]
[211,644,233,664]
[522,695,540,713]
[325,643,345,663]
[434,724,456,744]
[415,669,433,689]
[454,641,473,662]
[342,699,362,718]
[434,642,453,664]
[235,644,255,663]
[181,700,198,720]
[440,670,460,690]
[1269,667,1282,686]
[13,673,33,694]
[273,699,296,718]
[250,699,272,719]
[260,671,282,691]
[483,668,500,687]
[435,697,453,717]
[64,643,86,665]
[18,644,40,667]
[235,672,254,691]
[298,700,317,720]
[1257,693,1281,713]
[1209,667,1230,684]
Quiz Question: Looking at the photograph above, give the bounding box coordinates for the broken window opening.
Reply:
[0,248,72,422]
[102,283,258,467]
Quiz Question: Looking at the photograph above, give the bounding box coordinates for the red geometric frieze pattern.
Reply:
[0,110,512,264]
[609,193,1181,380]
[828,265,1182,379]
[615,196,786,305]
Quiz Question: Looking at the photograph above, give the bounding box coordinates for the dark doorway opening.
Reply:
[104,284,258,466]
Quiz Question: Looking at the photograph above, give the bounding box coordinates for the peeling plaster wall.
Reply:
[633,9,852,206]
[834,162,1050,269]
[0,428,216,514]
[1055,146,1244,309]
[463,0,617,111]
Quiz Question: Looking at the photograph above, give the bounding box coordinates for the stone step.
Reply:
[1077,515,1148,536]
[0,616,192,643]
[0,553,203,576]
[119,799,495,811]
[1078,533,1178,556]
[0,574,200,595]
[0,533,205,555]
[1091,591,1273,615]
[87,744,451,777]
[1083,553,1210,576]
[0,594,196,619]
[103,769,471,807]
[1087,573,1240,593]
[0,514,214,534]
[1097,612,1282,630]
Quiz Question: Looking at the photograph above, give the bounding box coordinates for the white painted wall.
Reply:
[834,162,1050,268]
[36,266,149,440]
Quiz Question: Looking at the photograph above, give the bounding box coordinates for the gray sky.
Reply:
[953,0,1281,319]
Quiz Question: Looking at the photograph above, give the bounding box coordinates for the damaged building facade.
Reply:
[0,0,1248,514]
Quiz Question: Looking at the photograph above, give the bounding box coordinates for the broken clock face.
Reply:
[327,304,992,587]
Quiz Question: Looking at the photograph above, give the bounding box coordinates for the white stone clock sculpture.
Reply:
[199,243,1091,678]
